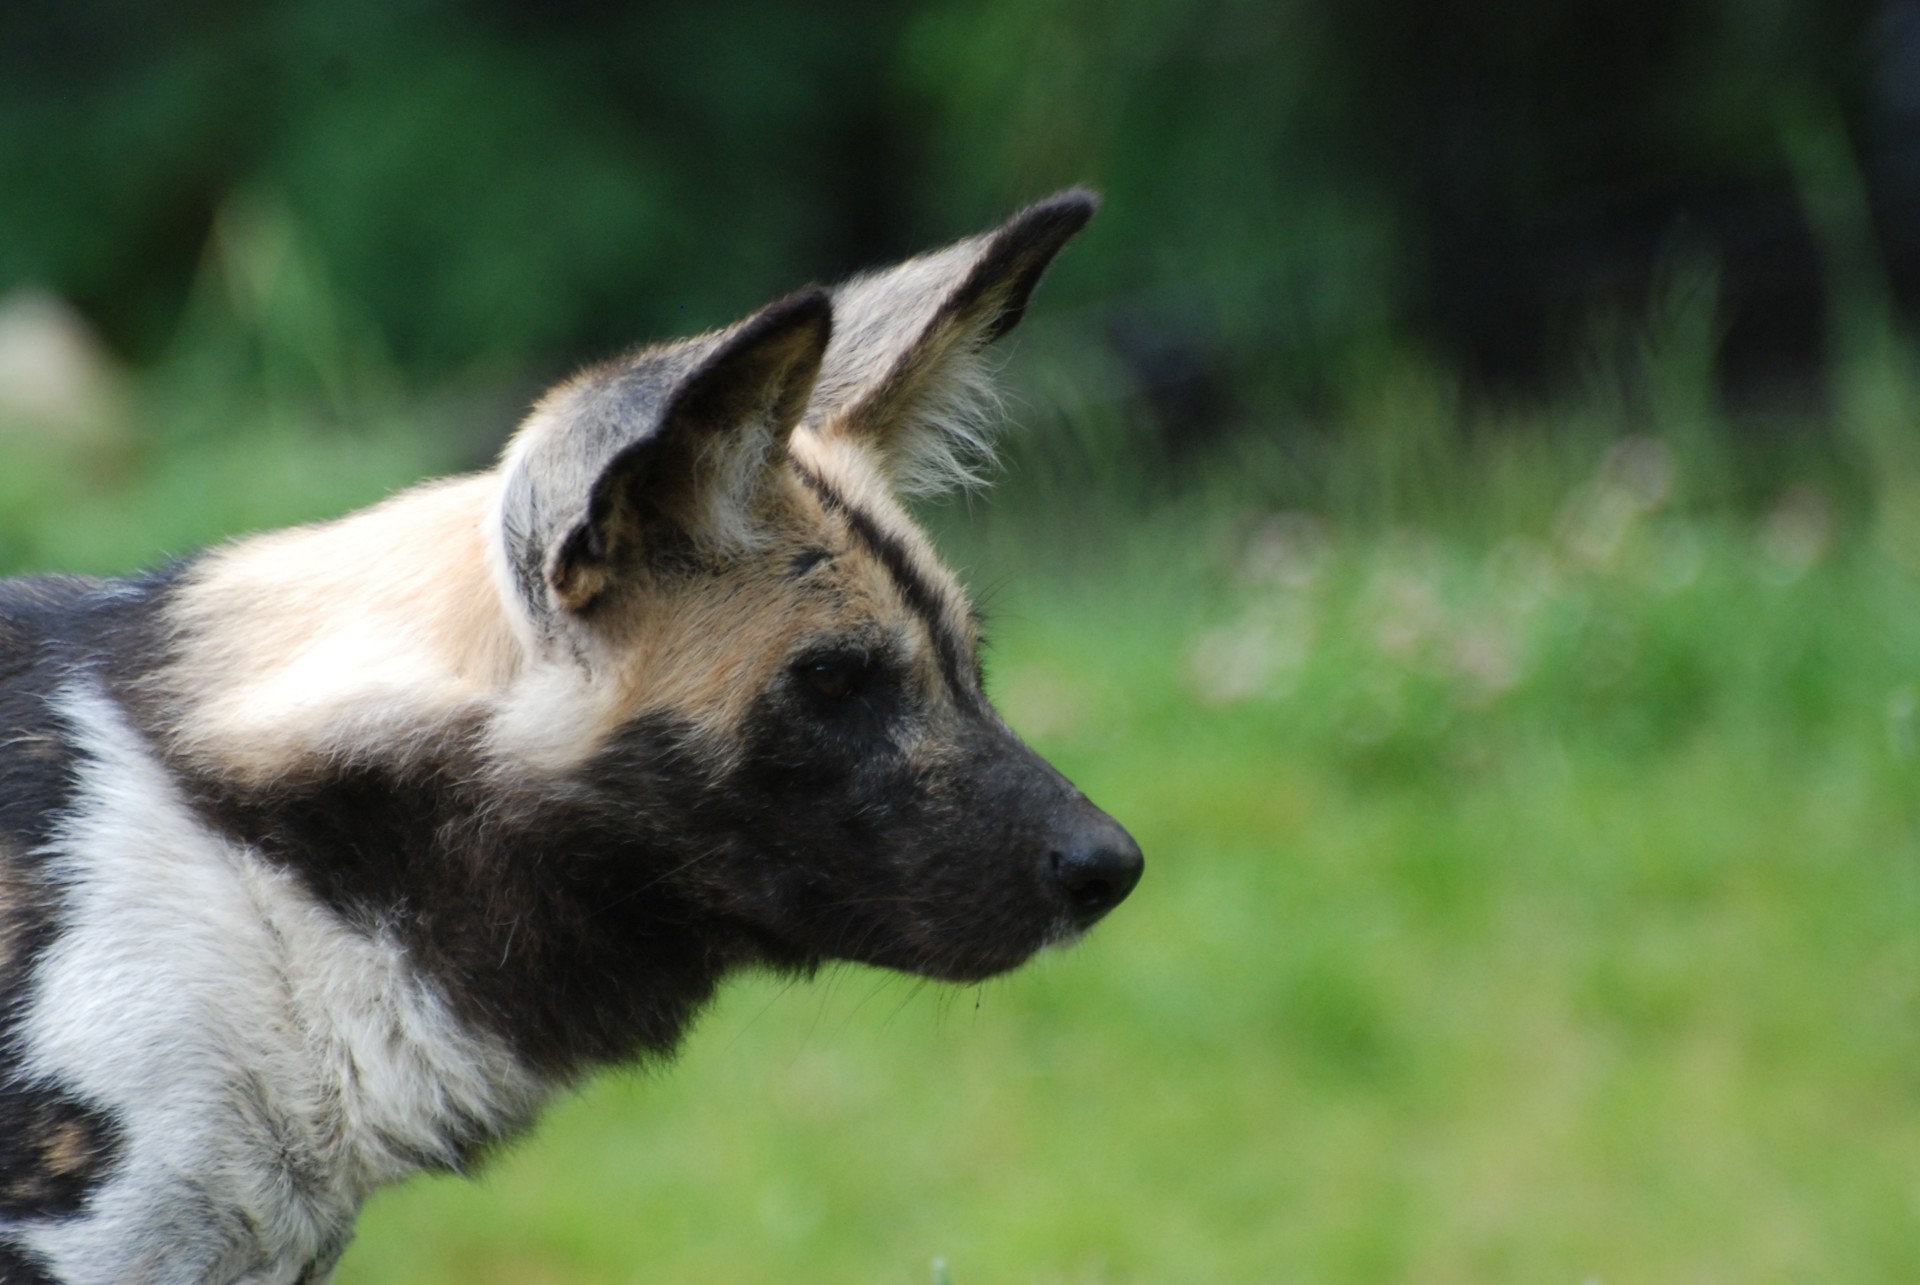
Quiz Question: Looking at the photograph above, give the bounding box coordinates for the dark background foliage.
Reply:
[4,0,1913,433]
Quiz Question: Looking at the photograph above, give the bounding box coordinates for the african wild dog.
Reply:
[0,190,1139,1281]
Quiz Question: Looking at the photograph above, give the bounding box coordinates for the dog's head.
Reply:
[489,191,1139,982]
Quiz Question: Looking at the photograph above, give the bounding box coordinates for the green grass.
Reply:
[4,396,1918,1281]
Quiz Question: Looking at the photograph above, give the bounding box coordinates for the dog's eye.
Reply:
[805,662,856,700]
[798,655,870,702]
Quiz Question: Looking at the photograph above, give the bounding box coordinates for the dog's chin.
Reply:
[871,918,1086,985]
[729,922,824,977]
[740,909,1083,985]
[904,955,1029,985]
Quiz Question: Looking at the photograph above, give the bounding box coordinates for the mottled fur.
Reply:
[0,190,1139,1282]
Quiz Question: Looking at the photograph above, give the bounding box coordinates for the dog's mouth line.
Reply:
[714,877,1097,981]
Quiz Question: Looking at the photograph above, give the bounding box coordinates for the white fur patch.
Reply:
[9,687,545,1283]
[484,659,612,773]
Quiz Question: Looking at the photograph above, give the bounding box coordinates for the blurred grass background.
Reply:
[5,1,1920,1280]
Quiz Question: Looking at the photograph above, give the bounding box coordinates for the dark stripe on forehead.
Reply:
[795,466,981,708]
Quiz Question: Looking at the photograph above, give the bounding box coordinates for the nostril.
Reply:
[1049,829,1144,924]
[1050,854,1114,911]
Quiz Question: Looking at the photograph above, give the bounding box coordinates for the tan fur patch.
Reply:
[584,444,976,751]
[40,1119,91,1178]
[789,429,979,646]
[0,1170,57,1212]
[0,1090,119,1215]
[160,474,523,784]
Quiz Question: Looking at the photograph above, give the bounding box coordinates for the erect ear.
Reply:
[807,188,1097,495]
[514,288,832,617]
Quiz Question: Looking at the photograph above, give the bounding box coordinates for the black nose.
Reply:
[1050,817,1144,925]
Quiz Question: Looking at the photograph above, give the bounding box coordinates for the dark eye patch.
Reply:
[799,653,870,701]
[790,643,889,704]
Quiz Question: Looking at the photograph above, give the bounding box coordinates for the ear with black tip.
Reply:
[945,188,1099,345]
[808,188,1098,495]
[546,288,833,612]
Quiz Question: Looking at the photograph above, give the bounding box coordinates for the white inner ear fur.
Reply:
[687,398,788,554]
[813,239,1012,497]
[867,339,1007,499]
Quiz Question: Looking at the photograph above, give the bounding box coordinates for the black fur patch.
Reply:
[1,572,184,1058]
[0,1240,55,1284]
[0,854,58,1095]
[708,681,1086,981]
[0,576,101,854]
[0,570,187,850]
[0,1081,124,1219]
[177,718,744,1084]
